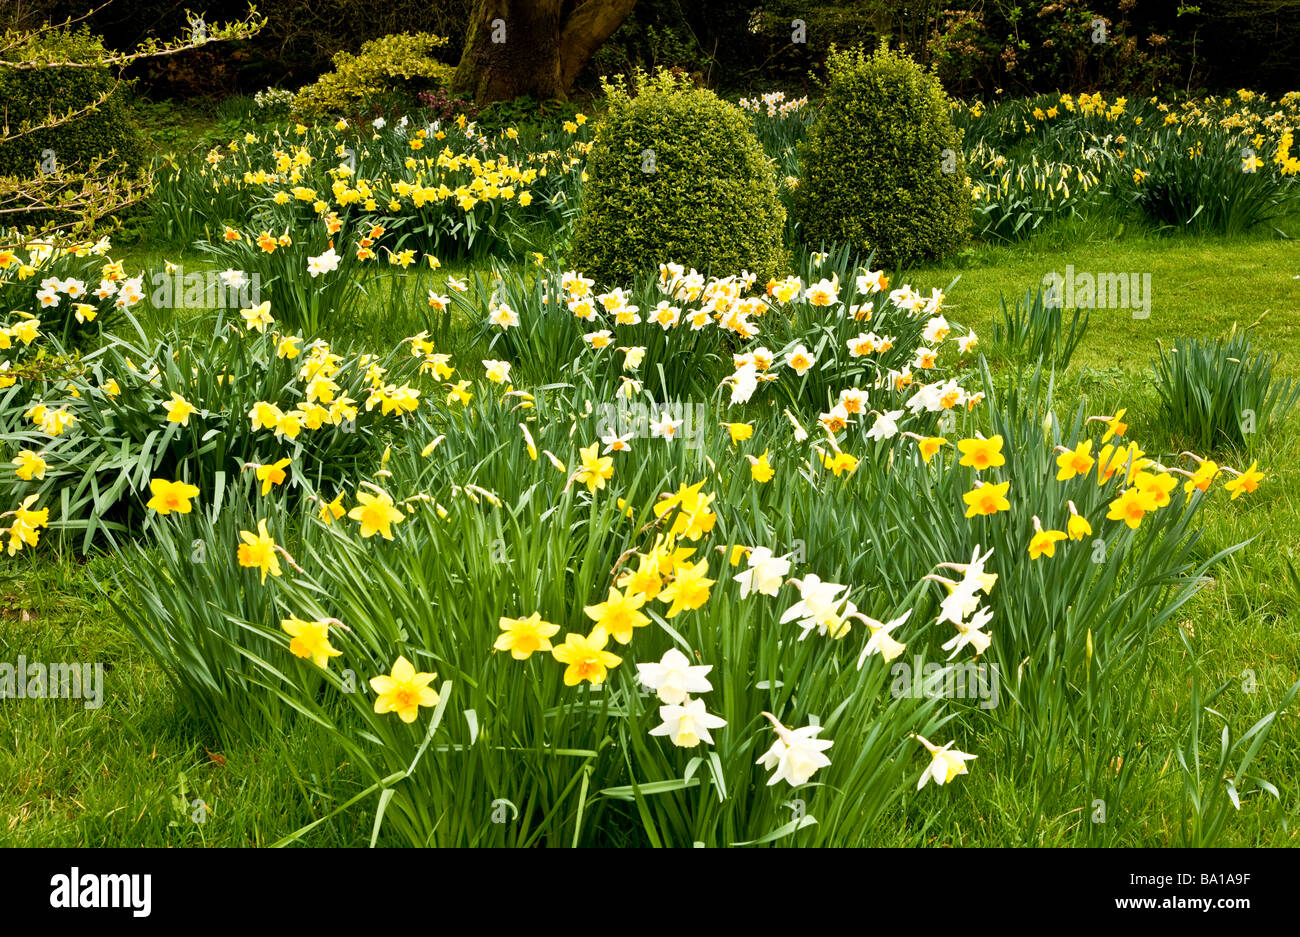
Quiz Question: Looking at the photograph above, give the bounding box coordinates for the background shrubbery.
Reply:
[796,45,971,266]
[571,69,785,285]
[290,32,457,121]
[0,25,146,179]
[9,1,1297,100]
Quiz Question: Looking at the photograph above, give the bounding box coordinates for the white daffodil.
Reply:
[307,248,340,277]
[866,408,905,441]
[935,545,999,596]
[601,431,633,454]
[649,697,726,748]
[724,362,758,405]
[757,712,833,786]
[637,648,714,704]
[785,343,815,376]
[856,608,912,668]
[915,734,977,789]
[481,359,512,384]
[780,574,851,640]
[649,412,683,442]
[488,303,519,328]
[922,314,951,343]
[941,605,994,659]
[733,546,792,598]
[927,576,982,628]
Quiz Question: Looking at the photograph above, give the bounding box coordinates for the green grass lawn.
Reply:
[3,221,1298,846]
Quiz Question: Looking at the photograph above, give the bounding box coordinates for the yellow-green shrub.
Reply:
[291,32,456,120]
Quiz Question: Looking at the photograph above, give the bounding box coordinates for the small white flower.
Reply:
[915,735,976,789]
[785,343,815,376]
[856,609,912,668]
[780,574,849,638]
[941,605,994,659]
[922,315,950,343]
[637,649,713,704]
[649,697,726,747]
[482,359,511,383]
[601,431,633,454]
[724,362,758,405]
[756,712,833,786]
[488,303,519,329]
[307,249,339,278]
[649,412,683,441]
[733,546,792,598]
[866,409,905,442]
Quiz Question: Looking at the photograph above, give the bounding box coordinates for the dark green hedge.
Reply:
[0,26,146,180]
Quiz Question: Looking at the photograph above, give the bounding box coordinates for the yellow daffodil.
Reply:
[962,480,1011,517]
[146,478,200,515]
[370,656,439,722]
[348,490,405,539]
[551,627,622,686]
[237,519,282,583]
[281,616,343,668]
[1224,461,1263,500]
[494,612,561,659]
[11,449,46,481]
[957,435,1005,470]
[583,586,649,644]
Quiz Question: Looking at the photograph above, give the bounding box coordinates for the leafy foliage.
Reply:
[1153,329,1300,451]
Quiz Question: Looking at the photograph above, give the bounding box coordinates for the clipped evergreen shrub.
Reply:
[0,26,146,179]
[797,45,972,266]
[571,69,785,285]
[291,32,456,120]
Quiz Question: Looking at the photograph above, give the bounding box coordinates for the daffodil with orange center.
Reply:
[551,627,622,686]
[957,435,1005,470]
[147,478,200,515]
[962,480,1011,518]
[1055,440,1094,480]
[370,655,439,722]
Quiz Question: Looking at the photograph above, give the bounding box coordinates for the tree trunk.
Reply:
[452,0,638,103]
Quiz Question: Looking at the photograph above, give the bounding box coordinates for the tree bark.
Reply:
[452,0,638,103]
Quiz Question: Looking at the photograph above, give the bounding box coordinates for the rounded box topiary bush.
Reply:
[796,45,972,266]
[571,68,785,285]
[0,25,146,180]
